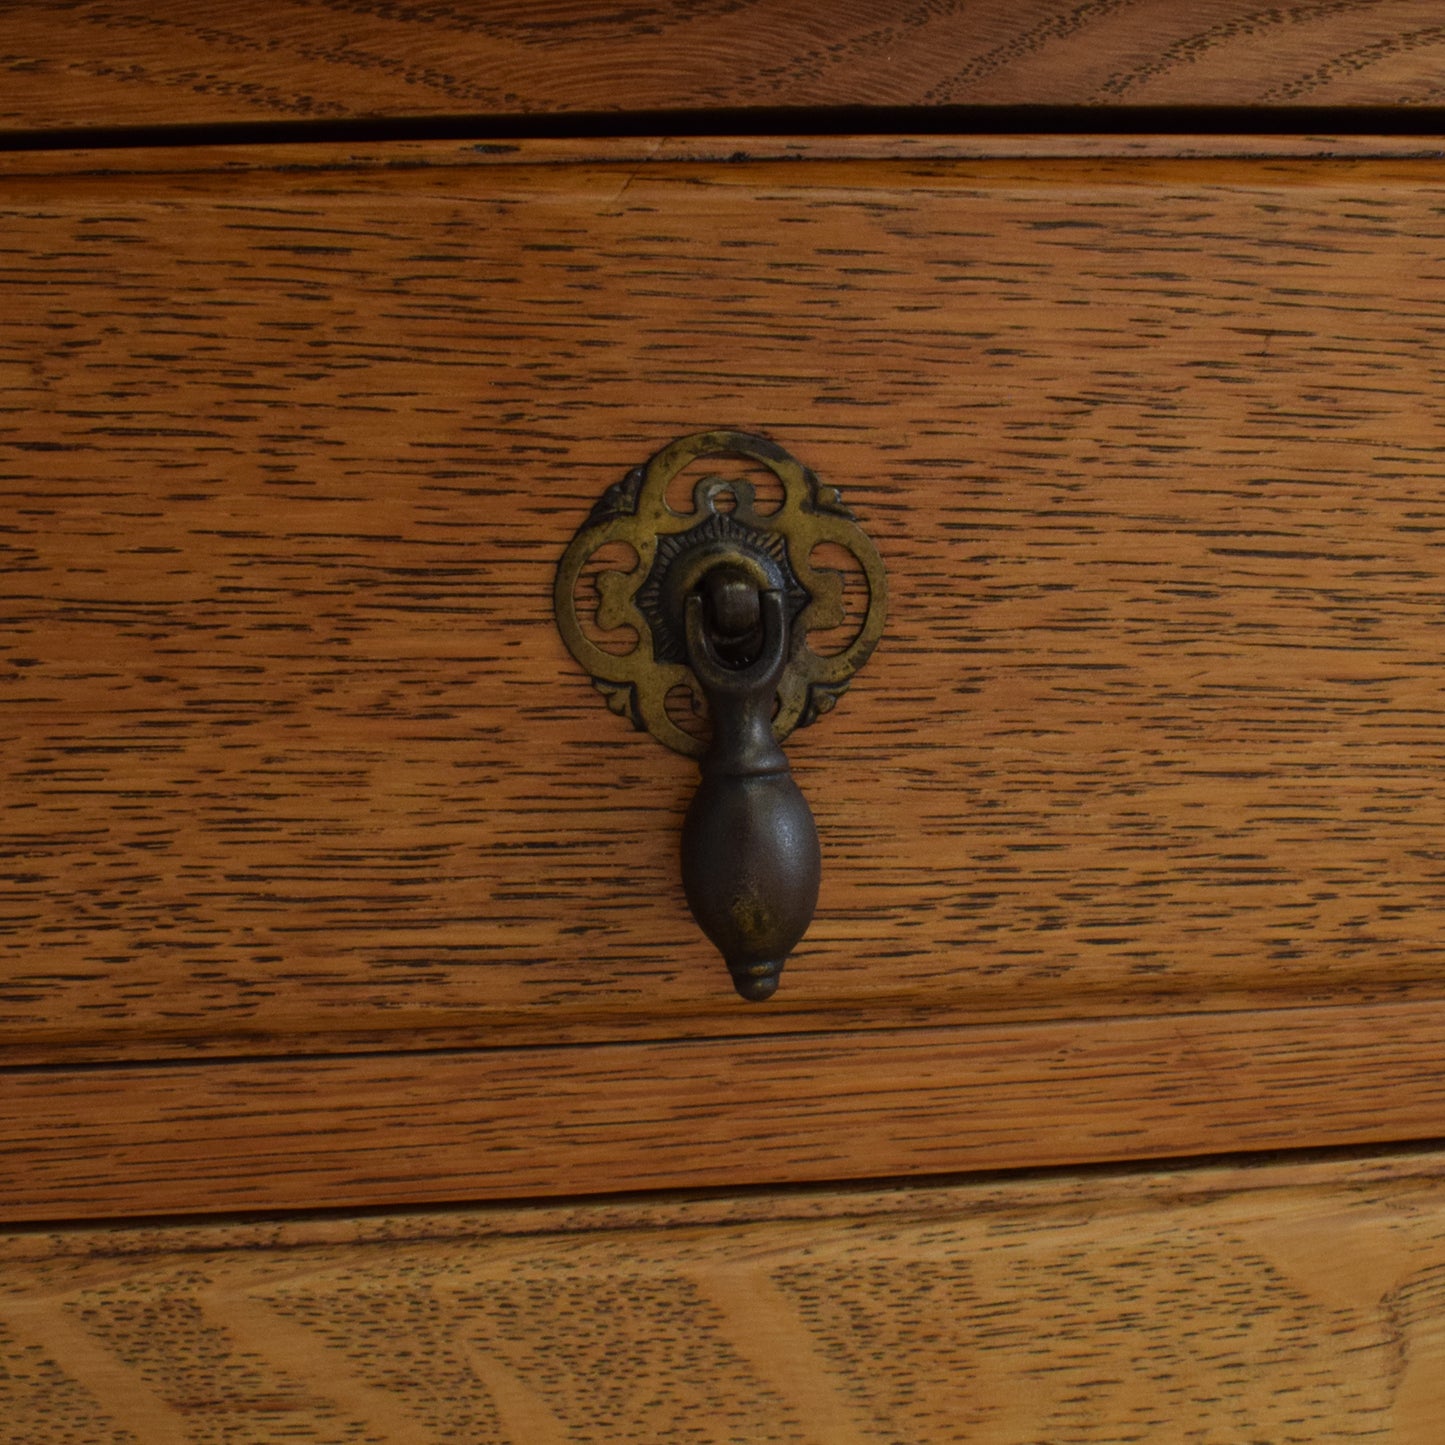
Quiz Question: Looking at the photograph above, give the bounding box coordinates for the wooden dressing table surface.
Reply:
[5,4,1445,1439]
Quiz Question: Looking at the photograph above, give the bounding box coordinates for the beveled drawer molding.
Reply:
[4,1000,1445,1221]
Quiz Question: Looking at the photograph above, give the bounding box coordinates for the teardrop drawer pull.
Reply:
[555,431,886,1000]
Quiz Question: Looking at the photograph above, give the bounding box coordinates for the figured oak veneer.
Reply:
[5,1147,1445,1442]
[5,0,1445,131]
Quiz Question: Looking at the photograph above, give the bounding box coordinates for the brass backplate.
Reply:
[554,431,887,757]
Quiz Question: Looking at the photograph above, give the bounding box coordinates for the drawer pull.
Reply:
[555,432,886,1000]
[680,575,819,1000]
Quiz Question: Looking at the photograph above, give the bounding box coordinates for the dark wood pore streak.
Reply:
[5,0,1445,132]
[3,135,1445,179]
[4,1000,1445,1221]
[4,1148,1445,1441]
[5,152,1445,1058]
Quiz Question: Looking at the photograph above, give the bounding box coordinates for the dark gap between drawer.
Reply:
[4,103,1445,152]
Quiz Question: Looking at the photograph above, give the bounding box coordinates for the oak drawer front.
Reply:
[6,144,1445,1057]
[4,1147,1445,1442]
[7,141,1445,1215]
[6,1,1445,132]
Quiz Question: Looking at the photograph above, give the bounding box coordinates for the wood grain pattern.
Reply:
[6,0,1445,133]
[5,999,1445,1221]
[5,1147,1445,1441]
[6,147,1445,1059]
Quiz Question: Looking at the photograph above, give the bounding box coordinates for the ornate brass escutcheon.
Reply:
[554,431,886,1000]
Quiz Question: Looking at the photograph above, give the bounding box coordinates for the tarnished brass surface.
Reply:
[555,432,885,998]
[554,431,887,758]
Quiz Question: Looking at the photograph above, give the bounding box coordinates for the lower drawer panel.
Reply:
[4,1146,1444,1442]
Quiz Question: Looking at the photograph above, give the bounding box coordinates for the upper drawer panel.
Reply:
[4,145,1445,1059]
[6,1,1445,131]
